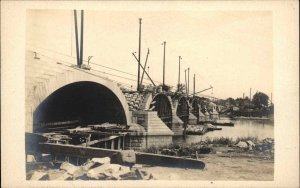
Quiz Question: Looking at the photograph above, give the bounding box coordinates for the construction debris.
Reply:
[27,156,155,180]
[60,162,79,175]
[111,150,136,166]
[29,171,48,180]
[91,157,111,165]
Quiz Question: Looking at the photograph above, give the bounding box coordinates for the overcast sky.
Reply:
[26,10,273,100]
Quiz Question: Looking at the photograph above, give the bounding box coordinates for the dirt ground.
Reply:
[143,154,274,181]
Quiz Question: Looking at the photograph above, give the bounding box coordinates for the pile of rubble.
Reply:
[27,157,155,181]
[234,138,274,159]
[144,137,274,159]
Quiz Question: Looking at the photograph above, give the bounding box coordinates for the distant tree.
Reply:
[235,98,244,107]
[252,92,269,109]
[235,97,251,109]
[226,97,236,106]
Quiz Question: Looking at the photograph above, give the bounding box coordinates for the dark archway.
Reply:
[33,81,127,132]
[190,97,200,123]
[150,93,172,129]
[176,96,189,124]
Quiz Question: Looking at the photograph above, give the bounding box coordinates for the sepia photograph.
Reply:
[1,1,299,187]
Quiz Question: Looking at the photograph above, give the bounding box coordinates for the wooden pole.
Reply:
[79,10,84,66]
[178,56,181,91]
[73,10,80,66]
[132,53,156,86]
[193,74,195,97]
[184,69,187,94]
[140,48,150,87]
[162,41,166,91]
[137,18,142,92]
[249,88,252,117]
[187,68,190,95]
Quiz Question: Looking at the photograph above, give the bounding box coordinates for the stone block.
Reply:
[236,141,248,148]
[87,164,110,179]
[87,164,130,180]
[131,164,143,170]
[47,170,71,180]
[246,140,255,147]
[81,160,96,171]
[60,162,79,175]
[111,150,136,166]
[91,157,111,165]
[29,171,48,180]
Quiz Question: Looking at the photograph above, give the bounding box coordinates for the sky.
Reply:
[26,10,273,100]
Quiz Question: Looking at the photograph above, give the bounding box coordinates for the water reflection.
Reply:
[174,118,274,145]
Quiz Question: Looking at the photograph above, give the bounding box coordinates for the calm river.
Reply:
[173,118,274,145]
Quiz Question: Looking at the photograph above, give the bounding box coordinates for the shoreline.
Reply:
[143,153,274,180]
[142,137,274,180]
[231,116,272,121]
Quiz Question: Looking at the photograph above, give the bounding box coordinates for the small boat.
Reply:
[186,125,206,135]
[211,120,234,126]
[206,123,223,131]
[212,121,234,126]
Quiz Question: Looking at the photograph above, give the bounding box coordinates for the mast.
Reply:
[184,69,187,94]
[177,56,182,91]
[79,10,84,66]
[140,48,150,87]
[249,88,252,117]
[162,41,166,91]
[187,67,190,95]
[74,10,80,66]
[193,74,195,96]
[137,18,142,92]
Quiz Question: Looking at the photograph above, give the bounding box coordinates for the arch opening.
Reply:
[191,98,200,122]
[150,94,172,129]
[33,81,127,132]
[176,97,189,124]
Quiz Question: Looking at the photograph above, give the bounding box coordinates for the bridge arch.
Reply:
[174,96,189,124]
[190,97,200,121]
[26,62,130,132]
[150,93,173,129]
[34,81,129,131]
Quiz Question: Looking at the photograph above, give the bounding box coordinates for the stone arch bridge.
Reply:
[26,50,201,136]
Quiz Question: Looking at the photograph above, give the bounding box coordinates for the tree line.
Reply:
[215,92,274,117]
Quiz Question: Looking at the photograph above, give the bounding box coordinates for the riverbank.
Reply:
[233,116,271,120]
[142,137,274,180]
[143,154,274,180]
[143,137,274,158]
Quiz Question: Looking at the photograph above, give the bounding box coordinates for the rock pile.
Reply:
[27,157,155,181]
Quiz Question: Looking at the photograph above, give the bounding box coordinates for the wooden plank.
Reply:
[78,136,119,146]
[37,143,205,169]
[135,152,205,170]
[38,143,120,158]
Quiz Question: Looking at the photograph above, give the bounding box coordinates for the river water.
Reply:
[173,118,274,145]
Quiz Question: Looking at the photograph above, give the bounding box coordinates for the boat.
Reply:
[211,119,234,126]
[212,122,234,126]
[206,123,223,131]
[186,124,222,135]
[186,125,206,135]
